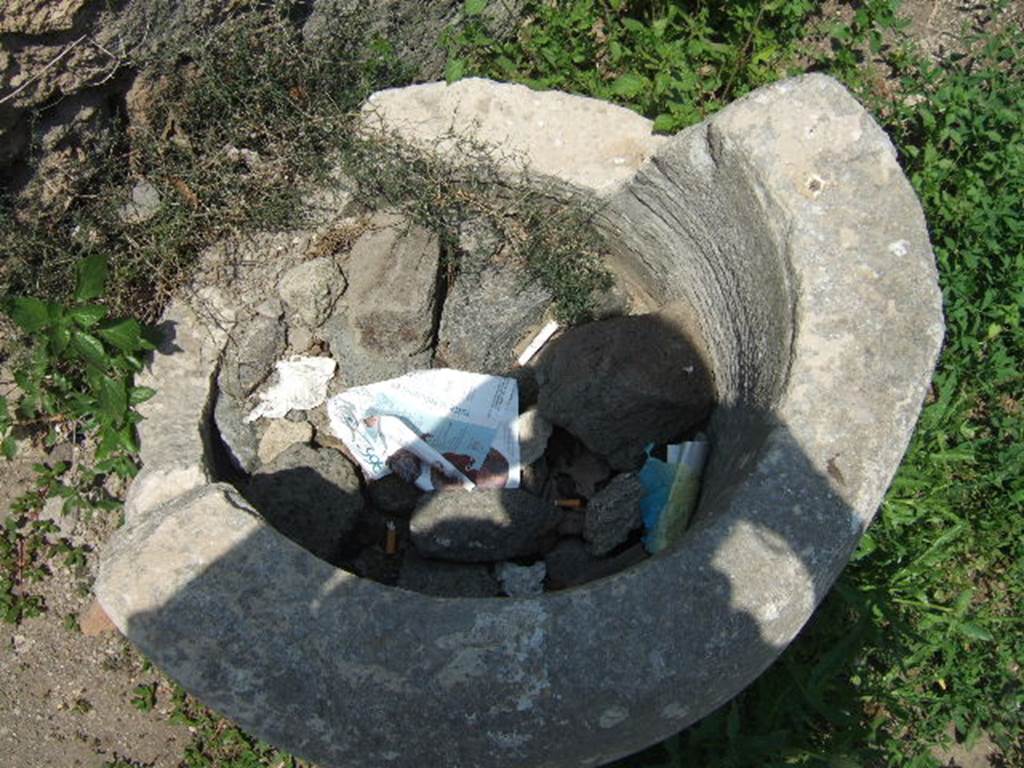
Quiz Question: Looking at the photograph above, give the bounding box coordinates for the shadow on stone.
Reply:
[103,409,863,768]
[243,464,362,565]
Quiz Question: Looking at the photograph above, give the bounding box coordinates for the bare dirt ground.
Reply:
[0,3,1015,768]
[0,567,188,768]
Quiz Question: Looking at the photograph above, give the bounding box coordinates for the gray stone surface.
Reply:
[257,419,313,465]
[362,78,666,195]
[590,281,632,320]
[496,561,546,597]
[544,538,648,590]
[436,222,553,372]
[367,474,422,515]
[213,386,261,474]
[520,457,549,497]
[557,509,584,537]
[536,313,715,470]
[220,315,287,398]
[515,409,553,466]
[306,403,348,453]
[278,257,347,329]
[99,76,944,768]
[398,550,500,598]
[246,444,362,562]
[409,489,562,563]
[583,473,645,556]
[322,211,440,386]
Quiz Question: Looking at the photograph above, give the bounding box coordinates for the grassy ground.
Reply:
[2,0,1022,766]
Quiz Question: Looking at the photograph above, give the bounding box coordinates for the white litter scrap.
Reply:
[245,356,337,422]
[516,320,559,366]
[327,368,521,492]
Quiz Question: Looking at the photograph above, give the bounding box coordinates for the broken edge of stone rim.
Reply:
[96,75,944,768]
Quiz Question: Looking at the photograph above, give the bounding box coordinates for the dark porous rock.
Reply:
[520,457,550,498]
[505,365,539,409]
[544,539,648,590]
[347,545,401,586]
[322,211,439,387]
[410,489,562,563]
[536,312,714,469]
[246,444,363,563]
[213,384,262,474]
[589,281,632,320]
[220,314,287,398]
[368,474,422,514]
[398,550,500,598]
[557,509,584,537]
[583,473,645,556]
[516,408,553,466]
[436,222,552,373]
[550,441,611,500]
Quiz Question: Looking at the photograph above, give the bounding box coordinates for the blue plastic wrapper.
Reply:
[640,436,709,553]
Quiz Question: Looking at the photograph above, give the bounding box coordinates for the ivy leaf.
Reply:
[74,254,108,302]
[118,424,139,453]
[7,297,50,333]
[2,435,16,460]
[97,425,121,459]
[464,0,487,16]
[98,375,128,427]
[610,72,648,98]
[48,324,72,355]
[958,622,994,642]
[445,57,466,83]
[96,318,143,352]
[652,113,678,133]
[69,330,108,369]
[129,386,157,406]
[68,304,108,327]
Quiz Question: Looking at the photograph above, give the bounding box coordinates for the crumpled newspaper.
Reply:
[327,368,521,491]
[245,356,337,422]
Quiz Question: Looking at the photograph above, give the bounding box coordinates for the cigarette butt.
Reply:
[385,521,398,555]
[555,498,584,509]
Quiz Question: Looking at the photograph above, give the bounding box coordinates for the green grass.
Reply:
[169,685,310,768]
[446,1,1024,765]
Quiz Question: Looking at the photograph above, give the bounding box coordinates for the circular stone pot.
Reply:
[97,75,943,768]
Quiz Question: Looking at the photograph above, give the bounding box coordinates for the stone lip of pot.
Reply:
[96,75,944,768]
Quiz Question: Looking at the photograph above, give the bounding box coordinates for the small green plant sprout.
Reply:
[0,395,12,459]
[131,682,158,712]
[0,516,50,623]
[1,253,156,474]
